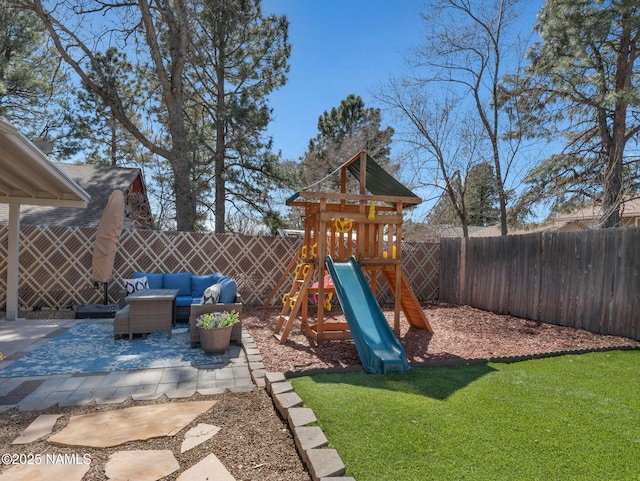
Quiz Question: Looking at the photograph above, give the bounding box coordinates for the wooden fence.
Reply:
[440,227,640,340]
[0,225,439,311]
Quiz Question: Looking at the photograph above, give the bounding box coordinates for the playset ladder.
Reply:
[274,263,316,344]
[382,268,434,332]
[262,246,302,309]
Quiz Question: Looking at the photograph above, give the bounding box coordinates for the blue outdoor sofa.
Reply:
[127,271,239,318]
[116,271,243,346]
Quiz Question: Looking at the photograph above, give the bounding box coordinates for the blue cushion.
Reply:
[163,272,192,296]
[134,272,163,289]
[191,274,219,298]
[219,278,238,304]
[175,295,195,307]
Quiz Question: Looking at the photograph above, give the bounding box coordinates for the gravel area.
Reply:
[2,302,638,480]
[0,390,311,481]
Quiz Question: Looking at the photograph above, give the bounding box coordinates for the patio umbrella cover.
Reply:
[91,190,125,284]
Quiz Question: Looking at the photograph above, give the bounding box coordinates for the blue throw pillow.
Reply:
[219,278,238,304]
[211,272,225,284]
[163,272,192,296]
[191,274,218,297]
[134,272,163,289]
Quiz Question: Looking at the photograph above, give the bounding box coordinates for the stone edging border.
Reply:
[241,328,353,481]
[242,329,640,481]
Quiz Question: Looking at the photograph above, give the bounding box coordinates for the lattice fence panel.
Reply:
[0,225,439,310]
[374,241,440,303]
[1,226,101,309]
[113,230,302,306]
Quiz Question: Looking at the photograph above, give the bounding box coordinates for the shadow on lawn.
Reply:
[308,362,498,400]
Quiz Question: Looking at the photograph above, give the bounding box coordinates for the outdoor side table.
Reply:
[124,288,179,340]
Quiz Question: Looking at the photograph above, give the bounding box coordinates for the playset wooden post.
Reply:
[273,151,433,344]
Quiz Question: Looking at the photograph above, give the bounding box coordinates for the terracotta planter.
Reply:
[197,325,233,355]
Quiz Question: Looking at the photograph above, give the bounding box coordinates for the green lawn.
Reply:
[290,350,640,481]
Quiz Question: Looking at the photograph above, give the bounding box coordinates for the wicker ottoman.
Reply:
[114,288,178,340]
[114,305,130,340]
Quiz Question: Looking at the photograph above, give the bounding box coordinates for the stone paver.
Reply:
[12,414,62,444]
[0,460,90,481]
[264,372,286,394]
[48,400,217,448]
[271,381,293,395]
[105,450,180,481]
[306,449,346,481]
[293,426,329,454]
[273,391,303,418]
[176,453,235,481]
[180,423,221,453]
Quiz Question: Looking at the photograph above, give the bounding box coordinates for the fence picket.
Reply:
[440,227,640,341]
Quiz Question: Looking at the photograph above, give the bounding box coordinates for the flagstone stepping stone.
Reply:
[48,400,217,448]
[0,461,89,481]
[105,450,179,481]
[176,453,235,481]
[12,414,62,444]
[180,423,221,453]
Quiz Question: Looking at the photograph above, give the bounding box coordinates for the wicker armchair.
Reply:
[189,294,243,348]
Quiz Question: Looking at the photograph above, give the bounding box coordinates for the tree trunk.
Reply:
[110,116,117,166]
[214,145,225,233]
[141,0,195,232]
[600,151,622,228]
[599,116,624,228]
[172,150,197,231]
[214,28,227,234]
[598,14,633,229]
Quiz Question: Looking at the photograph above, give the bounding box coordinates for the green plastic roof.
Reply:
[347,154,419,199]
[286,153,420,205]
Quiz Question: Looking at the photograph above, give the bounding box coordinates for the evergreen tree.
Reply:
[505,0,640,227]
[427,162,500,227]
[17,0,290,232]
[186,0,291,233]
[300,94,395,192]
[73,47,152,168]
[0,0,78,154]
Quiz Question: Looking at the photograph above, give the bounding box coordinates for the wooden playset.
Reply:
[269,151,433,344]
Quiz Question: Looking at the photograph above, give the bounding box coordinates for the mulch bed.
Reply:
[244,302,640,374]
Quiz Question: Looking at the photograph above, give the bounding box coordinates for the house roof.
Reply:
[554,198,640,223]
[0,163,144,228]
[470,219,589,237]
[402,223,487,241]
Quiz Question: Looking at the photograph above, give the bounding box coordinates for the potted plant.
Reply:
[195,310,240,355]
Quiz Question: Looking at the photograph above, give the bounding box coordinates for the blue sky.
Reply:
[262,0,426,162]
[261,0,546,219]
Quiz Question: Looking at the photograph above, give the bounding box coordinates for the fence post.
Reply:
[459,237,466,305]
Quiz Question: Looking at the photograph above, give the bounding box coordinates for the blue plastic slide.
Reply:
[325,256,411,374]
